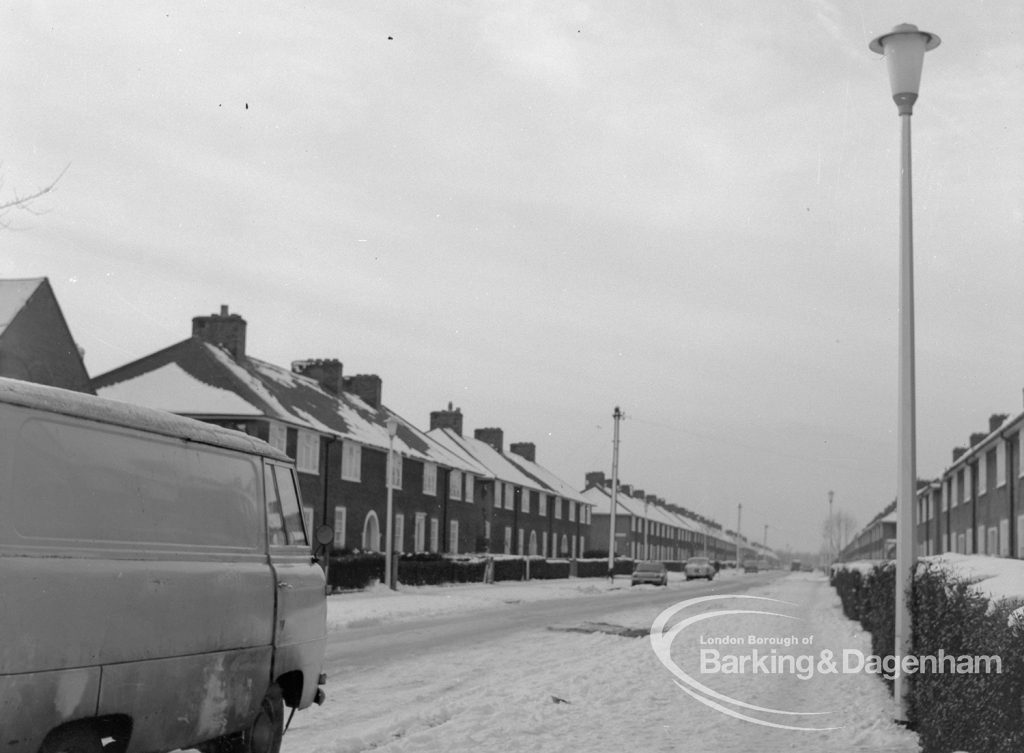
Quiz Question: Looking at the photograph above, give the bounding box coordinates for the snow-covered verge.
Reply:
[280,572,921,753]
[327,568,743,629]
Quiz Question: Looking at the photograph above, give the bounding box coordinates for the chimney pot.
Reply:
[474,427,504,453]
[192,306,247,361]
[292,358,344,396]
[342,374,383,408]
[510,442,536,462]
[430,404,464,435]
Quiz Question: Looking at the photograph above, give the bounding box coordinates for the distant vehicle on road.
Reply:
[631,560,669,586]
[684,556,715,581]
[790,559,802,571]
[743,559,760,573]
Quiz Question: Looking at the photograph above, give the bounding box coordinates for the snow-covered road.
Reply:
[281,572,921,753]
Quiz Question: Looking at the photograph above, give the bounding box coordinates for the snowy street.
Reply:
[278,572,921,753]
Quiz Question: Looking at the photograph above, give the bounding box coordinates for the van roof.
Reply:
[0,377,291,461]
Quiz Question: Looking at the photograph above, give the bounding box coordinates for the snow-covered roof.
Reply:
[429,428,580,497]
[0,277,43,332]
[0,376,288,461]
[92,338,475,470]
[501,450,588,505]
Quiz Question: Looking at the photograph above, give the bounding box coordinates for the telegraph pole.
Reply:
[828,490,834,565]
[607,406,622,579]
[735,503,742,565]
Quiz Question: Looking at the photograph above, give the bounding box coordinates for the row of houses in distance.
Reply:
[1,278,776,564]
[582,472,768,564]
[838,405,1024,563]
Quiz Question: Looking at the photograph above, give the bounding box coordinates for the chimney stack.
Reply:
[343,374,383,408]
[292,358,343,395]
[192,305,247,361]
[474,427,504,453]
[510,442,536,462]
[989,413,1009,433]
[430,402,464,435]
[585,471,606,489]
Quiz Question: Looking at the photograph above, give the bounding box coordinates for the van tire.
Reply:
[201,685,284,753]
[38,727,103,753]
[243,686,284,753]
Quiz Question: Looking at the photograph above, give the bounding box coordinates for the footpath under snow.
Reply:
[281,572,922,753]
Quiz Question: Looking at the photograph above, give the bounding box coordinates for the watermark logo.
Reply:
[650,594,838,731]
[649,595,1003,731]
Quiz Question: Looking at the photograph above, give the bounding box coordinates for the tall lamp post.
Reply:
[869,22,940,722]
[384,416,399,590]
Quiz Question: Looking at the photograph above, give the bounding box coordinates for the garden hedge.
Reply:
[832,559,1024,753]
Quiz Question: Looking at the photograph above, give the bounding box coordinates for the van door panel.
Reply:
[0,557,274,673]
[97,646,270,753]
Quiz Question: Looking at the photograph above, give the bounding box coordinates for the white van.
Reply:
[0,377,328,753]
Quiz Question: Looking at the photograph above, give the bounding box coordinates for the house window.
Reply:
[268,422,287,454]
[504,484,513,510]
[495,482,503,510]
[977,525,985,555]
[333,505,347,549]
[554,498,562,520]
[422,462,437,496]
[965,466,972,501]
[517,528,524,554]
[568,502,576,523]
[958,533,965,554]
[541,531,547,557]
[941,482,948,512]
[296,430,320,474]
[1018,515,1024,558]
[465,474,474,503]
[389,451,403,490]
[999,520,1009,557]
[504,526,512,554]
[415,513,426,553]
[449,520,459,554]
[996,444,1006,488]
[979,453,988,496]
[394,514,405,552]
[540,495,547,517]
[341,441,361,482]
[430,518,440,553]
[449,469,463,501]
[520,489,529,514]
[561,534,569,557]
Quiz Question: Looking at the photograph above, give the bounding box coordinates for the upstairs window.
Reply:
[268,422,288,454]
[465,473,474,503]
[422,462,437,496]
[341,441,361,482]
[389,451,403,490]
[296,430,320,475]
[449,469,463,501]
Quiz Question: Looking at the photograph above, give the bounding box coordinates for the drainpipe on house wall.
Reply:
[1000,429,1017,558]
[321,437,337,586]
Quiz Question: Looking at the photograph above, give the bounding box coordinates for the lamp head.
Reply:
[869,23,940,115]
[385,416,399,438]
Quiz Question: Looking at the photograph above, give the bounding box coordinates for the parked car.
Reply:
[684,556,715,581]
[0,378,331,753]
[743,559,760,573]
[631,560,669,586]
[790,559,802,571]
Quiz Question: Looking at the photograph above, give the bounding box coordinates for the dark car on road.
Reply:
[631,560,669,586]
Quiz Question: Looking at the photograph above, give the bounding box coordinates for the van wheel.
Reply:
[38,727,103,753]
[242,686,284,753]
[199,686,284,753]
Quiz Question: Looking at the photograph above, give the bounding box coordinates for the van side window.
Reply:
[264,465,288,546]
[274,465,308,546]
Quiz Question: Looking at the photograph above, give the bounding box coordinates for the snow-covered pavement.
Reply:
[281,572,921,753]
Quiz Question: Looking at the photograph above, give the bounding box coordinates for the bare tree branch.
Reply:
[0,164,70,228]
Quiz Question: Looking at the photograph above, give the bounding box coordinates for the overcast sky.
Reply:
[3,1,1022,553]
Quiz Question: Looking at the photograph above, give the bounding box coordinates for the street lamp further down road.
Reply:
[868,21,940,723]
